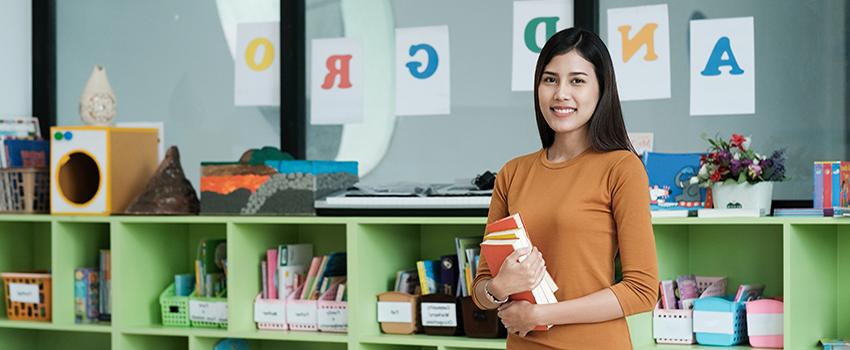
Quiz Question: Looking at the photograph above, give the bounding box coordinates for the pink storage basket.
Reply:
[286,285,318,331]
[253,294,287,330]
[317,284,347,333]
[746,299,783,348]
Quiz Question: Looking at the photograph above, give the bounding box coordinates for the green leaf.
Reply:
[723,178,737,185]
[737,172,747,183]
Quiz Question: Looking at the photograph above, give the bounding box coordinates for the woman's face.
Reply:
[537,50,600,137]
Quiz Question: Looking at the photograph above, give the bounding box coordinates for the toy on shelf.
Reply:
[201,146,358,215]
[50,126,158,215]
[125,146,200,215]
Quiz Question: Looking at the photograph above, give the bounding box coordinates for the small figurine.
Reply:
[80,65,117,126]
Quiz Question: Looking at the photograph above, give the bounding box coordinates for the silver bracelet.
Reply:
[485,279,509,304]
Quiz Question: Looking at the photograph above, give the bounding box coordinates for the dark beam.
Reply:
[32,0,56,139]
[281,0,306,159]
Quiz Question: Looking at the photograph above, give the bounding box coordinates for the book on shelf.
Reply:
[480,212,558,331]
[261,260,268,299]
[394,269,419,294]
[734,284,765,302]
[697,208,766,218]
[651,209,695,218]
[74,268,99,324]
[266,248,278,299]
[4,139,48,168]
[196,239,226,297]
[774,207,846,217]
[277,243,313,300]
[416,259,440,295]
[98,249,111,321]
[454,236,481,297]
[439,254,459,296]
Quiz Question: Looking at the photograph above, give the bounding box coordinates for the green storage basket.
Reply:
[159,283,189,327]
[188,292,228,329]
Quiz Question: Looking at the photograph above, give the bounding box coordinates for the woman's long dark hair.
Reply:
[533,28,636,155]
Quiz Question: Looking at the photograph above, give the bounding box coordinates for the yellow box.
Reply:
[50,126,159,215]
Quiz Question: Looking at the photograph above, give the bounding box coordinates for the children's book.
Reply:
[277,243,313,299]
[454,236,481,297]
[74,268,99,323]
[734,284,765,302]
[4,139,48,168]
[643,152,706,211]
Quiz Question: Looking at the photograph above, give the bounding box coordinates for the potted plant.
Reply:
[695,134,787,213]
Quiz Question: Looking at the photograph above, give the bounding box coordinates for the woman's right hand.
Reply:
[489,247,547,300]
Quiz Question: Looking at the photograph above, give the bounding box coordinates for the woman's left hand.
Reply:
[497,300,541,337]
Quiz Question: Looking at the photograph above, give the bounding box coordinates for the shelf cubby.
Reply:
[112,222,226,330]
[51,221,111,327]
[0,219,51,324]
[350,223,484,339]
[116,332,187,350]
[227,222,347,333]
[0,328,110,349]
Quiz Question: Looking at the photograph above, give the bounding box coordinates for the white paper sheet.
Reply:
[396,25,451,116]
[512,0,573,91]
[689,17,755,116]
[310,38,364,124]
[234,22,280,106]
[608,4,670,101]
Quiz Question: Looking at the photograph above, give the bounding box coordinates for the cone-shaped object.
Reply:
[125,146,200,215]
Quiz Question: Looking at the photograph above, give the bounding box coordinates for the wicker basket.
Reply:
[2,273,52,322]
[0,168,48,213]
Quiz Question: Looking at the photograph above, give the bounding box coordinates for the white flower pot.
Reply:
[711,182,774,213]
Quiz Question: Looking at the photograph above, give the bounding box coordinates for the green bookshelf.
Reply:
[0,215,847,349]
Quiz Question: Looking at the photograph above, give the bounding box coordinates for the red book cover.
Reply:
[480,230,550,331]
[266,249,278,299]
[485,214,519,234]
[824,165,833,208]
[479,242,515,277]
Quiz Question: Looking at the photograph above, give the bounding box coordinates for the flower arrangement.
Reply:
[695,133,787,187]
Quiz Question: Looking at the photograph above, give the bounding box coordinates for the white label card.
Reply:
[8,283,39,304]
[377,301,413,323]
[318,306,348,329]
[189,300,228,323]
[746,313,783,336]
[287,302,317,324]
[693,310,734,334]
[421,302,457,327]
[254,300,286,324]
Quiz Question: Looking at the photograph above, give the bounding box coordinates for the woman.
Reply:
[471,27,659,349]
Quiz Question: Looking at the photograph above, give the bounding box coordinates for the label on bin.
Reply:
[189,300,228,323]
[746,313,783,336]
[693,310,734,334]
[377,301,412,323]
[254,300,286,324]
[287,302,317,324]
[421,302,457,327]
[318,306,347,329]
[8,283,39,304]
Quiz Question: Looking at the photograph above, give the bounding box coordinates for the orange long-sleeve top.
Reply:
[472,148,659,349]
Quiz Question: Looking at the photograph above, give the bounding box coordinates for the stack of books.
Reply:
[195,239,227,298]
[480,213,558,331]
[265,248,347,302]
[261,243,313,300]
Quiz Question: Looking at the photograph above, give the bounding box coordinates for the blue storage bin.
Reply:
[692,296,748,346]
